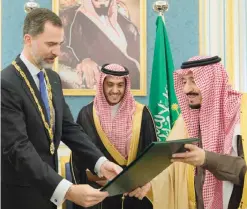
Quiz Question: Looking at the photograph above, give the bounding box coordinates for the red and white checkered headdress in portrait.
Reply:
[174,56,242,209]
[94,64,136,158]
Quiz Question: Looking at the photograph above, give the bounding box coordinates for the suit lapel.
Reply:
[15,56,51,141]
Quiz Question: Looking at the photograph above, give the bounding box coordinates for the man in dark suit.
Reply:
[1,8,122,209]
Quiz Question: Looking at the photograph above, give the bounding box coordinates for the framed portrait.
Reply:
[52,0,147,96]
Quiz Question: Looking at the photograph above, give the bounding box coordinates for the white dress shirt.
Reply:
[20,53,107,206]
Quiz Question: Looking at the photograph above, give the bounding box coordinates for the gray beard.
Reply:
[39,60,53,69]
[31,53,53,69]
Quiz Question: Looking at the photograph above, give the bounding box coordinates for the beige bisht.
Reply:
[151,115,194,209]
[151,94,247,209]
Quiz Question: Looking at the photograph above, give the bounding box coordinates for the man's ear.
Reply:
[23,34,32,46]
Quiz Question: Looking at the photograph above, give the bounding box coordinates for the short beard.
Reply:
[189,104,201,109]
[94,5,109,16]
[39,60,53,69]
[31,50,53,69]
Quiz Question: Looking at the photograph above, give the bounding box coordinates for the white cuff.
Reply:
[50,179,73,206]
[94,156,108,177]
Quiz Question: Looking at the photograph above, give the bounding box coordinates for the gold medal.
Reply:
[50,142,55,155]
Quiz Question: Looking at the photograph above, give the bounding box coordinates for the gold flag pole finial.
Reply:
[24,0,40,13]
[153,1,169,16]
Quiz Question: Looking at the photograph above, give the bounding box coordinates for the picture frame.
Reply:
[52,0,147,96]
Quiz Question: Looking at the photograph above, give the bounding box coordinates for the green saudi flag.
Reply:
[149,16,180,141]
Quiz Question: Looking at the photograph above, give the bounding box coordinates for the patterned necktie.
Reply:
[37,71,50,122]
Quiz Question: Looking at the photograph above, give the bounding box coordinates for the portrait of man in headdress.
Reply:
[53,0,146,95]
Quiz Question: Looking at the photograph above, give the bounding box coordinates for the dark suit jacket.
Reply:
[1,56,104,209]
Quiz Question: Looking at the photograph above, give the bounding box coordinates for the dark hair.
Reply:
[23,8,63,37]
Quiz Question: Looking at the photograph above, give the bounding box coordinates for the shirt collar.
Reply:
[20,52,41,76]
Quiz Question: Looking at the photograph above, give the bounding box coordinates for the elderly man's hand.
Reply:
[76,58,100,89]
[171,144,206,166]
